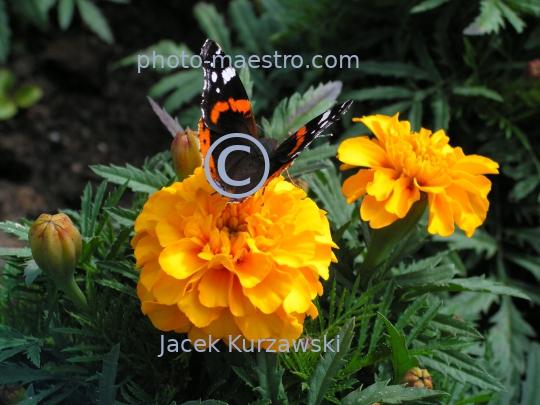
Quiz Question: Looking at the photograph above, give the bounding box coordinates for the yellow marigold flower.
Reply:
[337,114,499,237]
[131,167,336,347]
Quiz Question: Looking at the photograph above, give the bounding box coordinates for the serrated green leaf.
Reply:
[76,0,113,44]
[94,279,137,298]
[395,264,456,288]
[520,342,540,405]
[453,85,503,102]
[379,314,418,383]
[403,275,530,300]
[341,380,448,404]
[253,351,287,405]
[411,0,451,13]
[24,261,42,287]
[97,343,120,405]
[58,0,75,29]
[229,0,262,54]
[0,220,30,241]
[90,164,168,194]
[432,228,497,259]
[114,40,194,72]
[0,362,53,384]
[16,383,66,405]
[193,2,231,52]
[506,253,540,283]
[263,81,343,141]
[104,207,137,227]
[420,351,506,392]
[428,313,482,338]
[0,247,32,258]
[431,92,450,131]
[407,301,443,345]
[395,295,427,332]
[497,1,526,32]
[149,69,202,98]
[308,319,354,405]
[509,176,540,201]
[180,401,229,405]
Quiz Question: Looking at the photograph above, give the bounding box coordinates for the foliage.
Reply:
[0,0,128,61]
[1,0,540,404]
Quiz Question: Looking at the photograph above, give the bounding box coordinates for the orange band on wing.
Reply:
[228,98,252,116]
[287,126,307,156]
[198,118,217,178]
[210,101,231,124]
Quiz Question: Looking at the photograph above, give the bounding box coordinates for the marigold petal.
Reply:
[160,239,207,279]
[451,150,499,175]
[243,269,292,314]
[337,136,391,168]
[153,271,190,305]
[235,310,283,340]
[234,250,273,288]
[452,172,492,198]
[134,234,162,269]
[229,276,256,317]
[414,175,452,194]
[282,267,312,314]
[141,301,191,331]
[203,308,242,340]
[139,259,161,291]
[198,268,233,308]
[178,282,223,328]
[427,193,455,236]
[367,168,398,201]
[273,231,316,268]
[342,169,374,204]
[361,195,399,228]
[384,177,420,218]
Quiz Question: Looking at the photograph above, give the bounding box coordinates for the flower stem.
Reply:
[55,276,89,312]
[359,193,428,286]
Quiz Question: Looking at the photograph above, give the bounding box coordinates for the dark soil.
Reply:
[0,0,207,246]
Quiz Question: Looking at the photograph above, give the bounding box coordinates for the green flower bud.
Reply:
[0,383,26,405]
[171,129,202,181]
[28,213,88,311]
[401,367,433,390]
[29,213,82,283]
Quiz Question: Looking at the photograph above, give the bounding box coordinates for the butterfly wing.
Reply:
[199,39,260,193]
[265,100,353,184]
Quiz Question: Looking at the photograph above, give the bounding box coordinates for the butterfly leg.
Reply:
[285,169,298,187]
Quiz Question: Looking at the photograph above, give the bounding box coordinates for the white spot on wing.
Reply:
[211,72,218,82]
[222,67,236,84]
[319,110,330,124]
[216,88,220,93]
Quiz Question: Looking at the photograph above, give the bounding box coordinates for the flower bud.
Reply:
[401,367,433,389]
[171,129,202,181]
[28,213,88,311]
[0,383,26,405]
[28,213,82,284]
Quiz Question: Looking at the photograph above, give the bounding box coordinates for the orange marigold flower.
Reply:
[131,167,336,347]
[337,114,499,237]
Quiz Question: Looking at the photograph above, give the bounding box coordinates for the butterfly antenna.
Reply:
[257,124,270,138]
[320,132,334,138]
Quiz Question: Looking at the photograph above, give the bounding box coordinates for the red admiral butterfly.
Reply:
[198,39,352,202]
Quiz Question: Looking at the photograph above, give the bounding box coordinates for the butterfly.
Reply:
[198,39,353,202]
